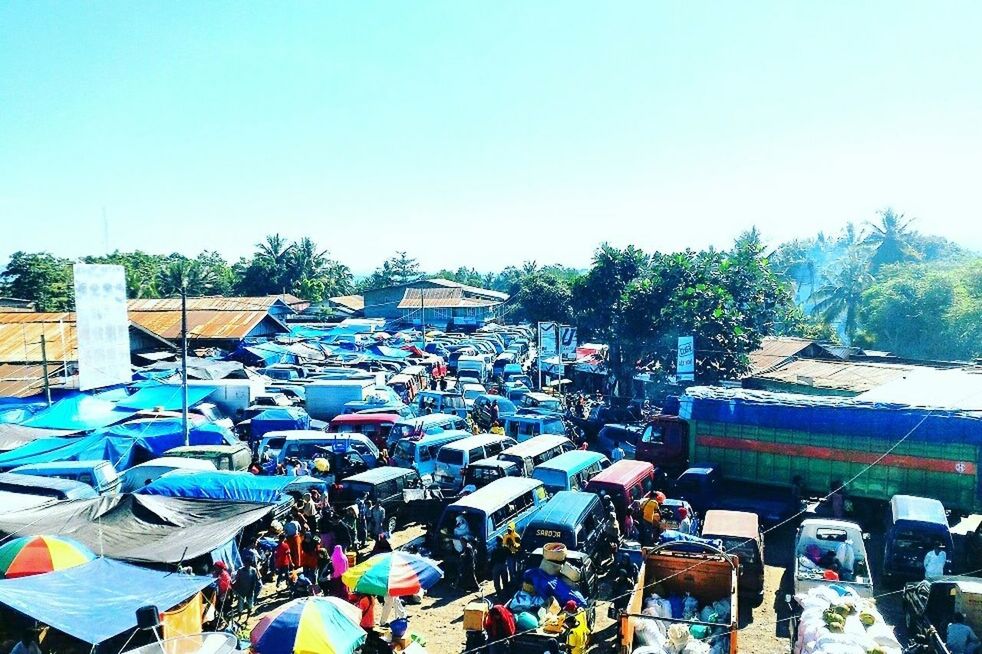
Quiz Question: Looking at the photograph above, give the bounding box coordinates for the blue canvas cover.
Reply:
[366,345,411,360]
[231,342,299,366]
[0,418,233,471]
[116,384,218,411]
[138,470,323,503]
[0,557,213,644]
[21,394,135,431]
[251,407,311,439]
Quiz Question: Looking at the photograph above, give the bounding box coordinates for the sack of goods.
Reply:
[630,593,732,654]
[793,585,901,654]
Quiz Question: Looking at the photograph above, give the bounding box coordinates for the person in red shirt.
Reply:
[212,561,233,614]
[273,534,294,589]
[353,593,375,630]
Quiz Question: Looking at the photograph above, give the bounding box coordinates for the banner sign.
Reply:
[74,264,131,390]
[538,322,559,374]
[677,336,695,382]
[559,325,577,360]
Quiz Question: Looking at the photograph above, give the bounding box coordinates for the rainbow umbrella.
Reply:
[251,596,366,654]
[0,535,95,579]
[342,551,443,597]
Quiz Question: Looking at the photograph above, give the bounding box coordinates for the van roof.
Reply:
[534,450,607,472]
[414,429,471,445]
[587,459,654,487]
[262,430,327,439]
[451,477,543,511]
[440,433,512,451]
[470,457,518,470]
[527,491,598,529]
[891,494,948,526]
[395,413,459,426]
[343,466,415,484]
[701,510,760,540]
[330,413,400,425]
[166,444,248,453]
[504,414,563,425]
[283,432,374,444]
[500,435,572,456]
[11,460,112,472]
[0,472,99,499]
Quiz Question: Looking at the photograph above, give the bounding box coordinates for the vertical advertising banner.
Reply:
[677,336,695,382]
[74,264,132,390]
[559,325,577,361]
[538,322,560,374]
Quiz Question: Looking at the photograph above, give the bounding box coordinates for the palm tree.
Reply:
[810,251,874,344]
[256,234,295,292]
[157,260,217,297]
[863,209,921,271]
[288,237,329,282]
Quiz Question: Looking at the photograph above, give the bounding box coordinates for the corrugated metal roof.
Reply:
[0,316,77,363]
[128,295,305,312]
[428,278,509,301]
[129,310,283,341]
[747,336,842,375]
[0,364,67,397]
[329,295,365,311]
[751,357,916,393]
[397,287,497,309]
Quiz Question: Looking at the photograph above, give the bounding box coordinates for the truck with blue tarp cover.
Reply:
[641,386,982,516]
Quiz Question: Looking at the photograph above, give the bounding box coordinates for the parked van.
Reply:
[433,433,517,491]
[472,395,518,430]
[386,374,418,403]
[433,477,548,574]
[464,458,524,489]
[596,423,644,460]
[457,355,490,384]
[119,456,217,493]
[329,413,400,450]
[502,414,567,442]
[416,390,468,418]
[10,460,120,495]
[498,435,575,477]
[883,494,954,582]
[493,353,517,379]
[519,392,562,414]
[521,490,611,563]
[531,450,610,495]
[164,443,253,472]
[584,459,656,521]
[276,432,379,467]
[391,430,472,478]
[0,471,99,507]
[387,414,469,449]
[502,363,524,382]
[701,509,765,601]
[337,466,423,534]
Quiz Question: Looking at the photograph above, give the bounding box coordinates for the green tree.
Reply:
[0,252,75,311]
[861,264,955,358]
[157,259,218,297]
[358,252,422,291]
[512,271,575,324]
[810,250,874,344]
[82,250,167,298]
[863,208,922,271]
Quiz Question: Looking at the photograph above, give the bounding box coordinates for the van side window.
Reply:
[468,448,484,462]
[377,480,397,499]
[419,446,433,462]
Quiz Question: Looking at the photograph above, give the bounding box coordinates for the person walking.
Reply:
[489,536,510,597]
[370,500,386,540]
[379,594,407,626]
[233,559,261,620]
[456,542,479,592]
[273,534,294,590]
[610,441,625,463]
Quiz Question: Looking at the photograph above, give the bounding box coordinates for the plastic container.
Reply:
[346,551,357,568]
[391,618,409,638]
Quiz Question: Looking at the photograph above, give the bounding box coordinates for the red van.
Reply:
[328,413,400,450]
[585,459,656,521]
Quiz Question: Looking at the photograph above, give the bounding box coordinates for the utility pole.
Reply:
[181,287,189,446]
[39,334,52,406]
[419,288,425,347]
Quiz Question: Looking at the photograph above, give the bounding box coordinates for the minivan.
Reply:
[883,494,954,582]
[521,490,611,563]
[329,413,400,450]
[519,392,562,414]
[433,477,548,575]
[119,456,217,493]
[337,466,423,535]
[416,390,468,418]
[10,460,120,495]
[276,432,379,467]
[390,429,473,478]
[164,443,253,472]
[433,433,517,491]
[457,355,490,385]
[464,457,524,489]
[386,413,469,448]
[497,435,575,477]
[585,459,656,521]
[532,450,611,495]
[502,414,567,442]
[701,509,765,601]
[596,423,644,460]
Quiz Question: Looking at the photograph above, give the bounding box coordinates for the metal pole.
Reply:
[420,288,425,347]
[537,322,542,391]
[40,334,52,406]
[181,288,189,446]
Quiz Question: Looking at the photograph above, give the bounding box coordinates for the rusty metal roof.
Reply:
[750,357,916,393]
[747,336,842,375]
[0,315,77,363]
[0,363,67,397]
[329,294,365,311]
[397,287,497,309]
[128,309,283,341]
[127,294,306,312]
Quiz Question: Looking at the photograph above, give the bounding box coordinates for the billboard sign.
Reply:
[74,264,131,390]
[677,336,695,382]
[559,325,577,360]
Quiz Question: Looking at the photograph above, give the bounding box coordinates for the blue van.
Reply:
[502,414,567,442]
[433,477,548,573]
[498,435,575,476]
[463,457,524,489]
[883,494,954,581]
[520,490,611,562]
[386,414,469,449]
[10,460,120,495]
[416,390,468,418]
[390,429,472,478]
[596,423,644,459]
[532,450,611,495]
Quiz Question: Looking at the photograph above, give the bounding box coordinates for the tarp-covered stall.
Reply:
[138,470,326,504]
[250,407,311,440]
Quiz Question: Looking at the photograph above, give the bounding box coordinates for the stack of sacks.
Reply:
[508,543,587,631]
[631,590,731,654]
[794,586,901,654]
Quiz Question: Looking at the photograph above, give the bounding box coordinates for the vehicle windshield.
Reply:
[462,387,485,400]
[894,529,937,552]
[284,442,334,460]
[437,449,464,465]
[390,423,421,440]
[392,440,416,461]
[262,437,286,452]
[721,537,759,564]
[466,467,503,486]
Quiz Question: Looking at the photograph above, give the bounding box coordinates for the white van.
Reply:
[457,355,490,384]
[433,433,517,491]
[277,431,380,467]
[391,430,472,479]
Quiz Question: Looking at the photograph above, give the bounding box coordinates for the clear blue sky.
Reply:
[2,2,980,274]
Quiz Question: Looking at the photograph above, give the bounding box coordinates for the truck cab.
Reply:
[636,415,689,471]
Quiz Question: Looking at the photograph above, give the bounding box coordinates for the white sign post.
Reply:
[74,264,131,390]
[677,336,695,382]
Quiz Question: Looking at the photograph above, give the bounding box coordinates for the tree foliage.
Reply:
[0,252,74,311]
[357,252,422,292]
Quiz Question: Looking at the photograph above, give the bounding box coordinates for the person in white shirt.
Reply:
[924,543,947,581]
[610,442,625,463]
[10,632,42,654]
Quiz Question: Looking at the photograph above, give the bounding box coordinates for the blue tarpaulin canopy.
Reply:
[0,418,233,471]
[21,394,135,431]
[0,557,213,644]
[366,345,411,360]
[117,384,218,411]
[138,470,325,503]
[250,407,310,440]
[230,342,299,366]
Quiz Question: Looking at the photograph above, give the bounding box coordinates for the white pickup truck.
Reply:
[793,518,874,598]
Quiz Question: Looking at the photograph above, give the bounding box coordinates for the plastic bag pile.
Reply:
[794,585,901,654]
[630,592,731,654]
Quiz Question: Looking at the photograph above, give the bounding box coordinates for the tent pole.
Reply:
[181,288,189,447]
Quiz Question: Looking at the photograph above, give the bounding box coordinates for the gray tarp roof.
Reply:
[0,494,273,564]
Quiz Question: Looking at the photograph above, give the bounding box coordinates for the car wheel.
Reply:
[387,516,398,535]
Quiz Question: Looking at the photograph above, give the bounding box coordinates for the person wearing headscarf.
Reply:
[329,545,351,599]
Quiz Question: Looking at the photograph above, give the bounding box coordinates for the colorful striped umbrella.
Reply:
[251,596,365,654]
[342,551,443,597]
[0,535,95,579]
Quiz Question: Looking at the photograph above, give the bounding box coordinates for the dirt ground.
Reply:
[241,514,982,654]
